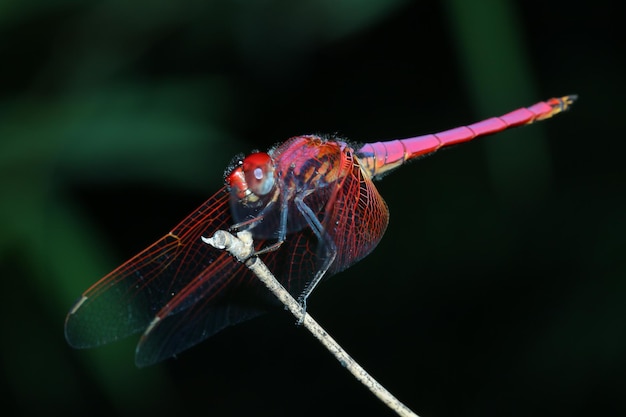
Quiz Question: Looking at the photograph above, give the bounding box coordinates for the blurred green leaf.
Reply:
[444,0,553,206]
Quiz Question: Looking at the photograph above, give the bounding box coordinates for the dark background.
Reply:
[1,1,624,416]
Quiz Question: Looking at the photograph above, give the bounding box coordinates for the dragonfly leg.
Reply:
[293,196,337,323]
[253,240,284,256]
[229,215,265,232]
[228,212,286,256]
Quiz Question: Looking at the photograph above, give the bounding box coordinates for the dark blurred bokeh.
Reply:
[1,0,624,416]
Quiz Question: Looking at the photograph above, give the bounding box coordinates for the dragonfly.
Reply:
[65,95,576,367]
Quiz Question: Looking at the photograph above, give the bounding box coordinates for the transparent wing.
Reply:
[65,187,240,348]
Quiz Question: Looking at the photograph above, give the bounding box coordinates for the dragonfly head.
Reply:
[226,152,276,206]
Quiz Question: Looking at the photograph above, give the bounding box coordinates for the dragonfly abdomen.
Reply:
[357,95,576,179]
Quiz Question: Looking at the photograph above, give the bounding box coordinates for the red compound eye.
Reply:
[225,166,248,199]
[242,152,275,196]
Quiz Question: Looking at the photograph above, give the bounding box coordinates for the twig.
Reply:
[203,230,419,417]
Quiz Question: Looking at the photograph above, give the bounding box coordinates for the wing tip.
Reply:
[64,296,89,347]
[134,316,163,368]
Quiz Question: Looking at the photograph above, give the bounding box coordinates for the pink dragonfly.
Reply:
[65,95,576,366]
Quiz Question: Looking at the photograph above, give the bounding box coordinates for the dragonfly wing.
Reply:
[134,254,269,367]
[137,301,267,367]
[65,187,234,348]
[323,160,389,274]
[134,231,321,366]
